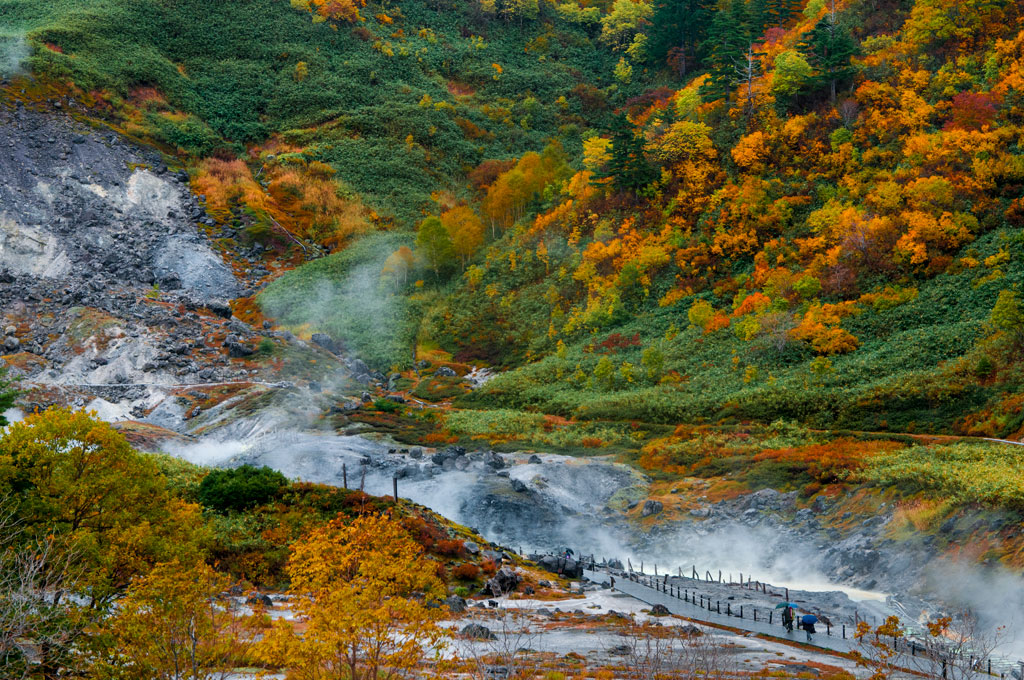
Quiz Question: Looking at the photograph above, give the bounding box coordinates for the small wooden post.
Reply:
[754,609,757,622]
[655,564,658,576]
[343,463,348,488]
[727,603,731,616]
[769,611,773,624]
[717,601,720,614]
[842,624,846,639]
[740,605,743,618]
[718,570,722,583]
[393,476,398,501]
[785,587,789,601]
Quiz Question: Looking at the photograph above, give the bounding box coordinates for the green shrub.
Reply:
[374,398,402,413]
[197,465,289,513]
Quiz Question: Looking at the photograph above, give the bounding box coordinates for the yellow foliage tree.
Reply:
[0,408,205,606]
[256,514,447,680]
[441,206,486,269]
[731,131,769,170]
[92,560,256,680]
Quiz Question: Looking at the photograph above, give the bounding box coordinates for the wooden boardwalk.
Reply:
[584,569,862,655]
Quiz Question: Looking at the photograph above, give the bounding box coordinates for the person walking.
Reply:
[801,614,817,642]
[782,605,794,633]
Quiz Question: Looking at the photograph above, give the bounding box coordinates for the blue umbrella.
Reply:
[801,614,818,625]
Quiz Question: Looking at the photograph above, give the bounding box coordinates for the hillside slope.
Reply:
[4,0,1024,433]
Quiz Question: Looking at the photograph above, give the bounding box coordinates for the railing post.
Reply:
[842,624,846,639]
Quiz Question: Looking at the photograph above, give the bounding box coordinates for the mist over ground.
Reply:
[159,422,1024,660]
[0,33,29,78]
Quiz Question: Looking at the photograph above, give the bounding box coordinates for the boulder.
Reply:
[246,594,273,608]
[444,595,467,614]
[464,540,480,555]
[486,566,522,597]
[205,299,232,319]
[435,366,457,377]
[510,478,528,493]
[223,335,254,357]
[537,555,583,579]
[484,451,506,469]
[641,500,663,517]
[528,454,542,464]
[650,604,671,616]
[460,624,496,640]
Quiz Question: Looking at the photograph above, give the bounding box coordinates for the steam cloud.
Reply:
[0,34,30,78]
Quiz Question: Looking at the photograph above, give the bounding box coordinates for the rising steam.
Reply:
[0,33,30,78]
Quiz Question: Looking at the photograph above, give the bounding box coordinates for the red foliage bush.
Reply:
[452,563,481,580]
[435,539,465,557]
[753,438,901,483]
[469,159,516,190]
[598,333,641,353]
[944,92,997,131]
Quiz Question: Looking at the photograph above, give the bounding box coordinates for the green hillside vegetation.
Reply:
[4,0,1024,438]
[4,0,622,224]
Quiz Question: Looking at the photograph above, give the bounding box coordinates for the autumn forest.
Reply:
[3,0,1024,675]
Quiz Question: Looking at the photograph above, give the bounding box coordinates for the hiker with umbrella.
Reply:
[775,602,797,633]
[800,614,818,642]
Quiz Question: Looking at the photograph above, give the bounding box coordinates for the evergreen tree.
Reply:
[646,0,711,77]
[798,8,858,101]
[607,114,655,193]
[751,0,799,34]
[700,0,750,102]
